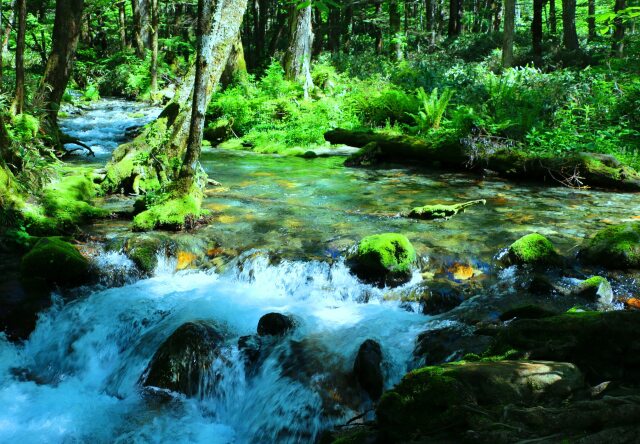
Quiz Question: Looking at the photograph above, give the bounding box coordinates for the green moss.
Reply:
[124,236,164,273]
[132,184,207,231]
[11,114,39,141]
[20,237,89,286]
[573,276,612,302]
[347,233,416,287]
[580,222,640,269]
[404,199,486,220]
[506,233,559,266]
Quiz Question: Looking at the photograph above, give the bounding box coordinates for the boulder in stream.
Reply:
[347,233,416,287]
[353,339,384,401]
[504,233,560,266]
[257,312,295,337]
[572,276,613,303]
[20,237,90,286]
[142,321,225,397]
[403,199,486,221]
[579,222,640,269]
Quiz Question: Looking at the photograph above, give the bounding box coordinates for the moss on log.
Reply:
[326,128,640,191]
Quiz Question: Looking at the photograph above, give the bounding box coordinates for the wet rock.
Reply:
[413,324,493,366]
[353,339,384,401]
[20,237,90,287]
[123,235,169,274]
[376,360,583,442]
[347,233,416,288]
[505,233,560,266]
[580,222,640,269]
[490,311,640,383]
[257,312,295,337]
[572,276,613,303]
[499,305,558,321]
[237,334,262,372]
[403,199,486,221]
[418,280,466,315]
[142,321,225,397]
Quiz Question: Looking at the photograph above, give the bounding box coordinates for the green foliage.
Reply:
[11,114,39,142]
[82,83,101,102]
[409,87,453,133]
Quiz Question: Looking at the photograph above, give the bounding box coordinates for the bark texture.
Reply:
[561,0,579,50]
[502,0,515,67]
[37,0,84,129]
[283,4,314,98]
[12,0,26,115]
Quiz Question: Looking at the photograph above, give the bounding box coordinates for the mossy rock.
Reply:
[572,276,613,303]
[347,233,416,287]
[20,237,89,286]
[490,311,640,383]
[579,222,640,269]
[132,185,207,232]
[124,236,167,274]
[377,360,582,442]
[505,233,560,266]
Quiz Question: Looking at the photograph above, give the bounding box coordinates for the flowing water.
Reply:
[0,99,638,443]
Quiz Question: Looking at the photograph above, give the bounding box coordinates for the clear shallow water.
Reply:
[2,99,639,443]
[59,98,162,162]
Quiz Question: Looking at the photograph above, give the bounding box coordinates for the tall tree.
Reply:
[375,0,383,53]
[611,0,626,56]
[11,0,26,115]
[37,0,84,134]
[150,0,159,93]
[587,0,596,40]
[448,0,463,37]
[131,0,151,57]
[283,2,314,97]
[532,0,544,58]
[117,1,127,50]
[549,0,557,32]
[502,0,515,67]
[561,0,579,50]
[390,0,403,59]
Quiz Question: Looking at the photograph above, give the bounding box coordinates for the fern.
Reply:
[410,87,454,133]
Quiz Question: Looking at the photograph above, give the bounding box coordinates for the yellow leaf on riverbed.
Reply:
[205,202,231,212]
[217,215,238,224]
[176,251,197,270]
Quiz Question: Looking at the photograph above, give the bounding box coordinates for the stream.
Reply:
[0,99,638,443]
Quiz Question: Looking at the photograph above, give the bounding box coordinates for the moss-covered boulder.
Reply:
[579,222,640,269]
[123,236,167,274]
[142,321,225,397]
[347,233,416,287]
[20,237,90,286]
[376,360,583,442]
[572,276,613,303]
[132,184,208,232]
[505,233,560,266]
[490,311,640,383]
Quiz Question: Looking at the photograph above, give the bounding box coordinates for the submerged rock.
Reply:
[403,199,486,221]
[257,312,295,337]
[376,360,583,442]
[580,222,640,269]
[20,237,89,286]
[505,233,560,266]
[347,233,416,287]
[353,339,384,401]
[142,321,225,397]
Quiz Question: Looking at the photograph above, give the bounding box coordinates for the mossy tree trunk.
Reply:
[37,0,84,141]
[131,0,151,58]
[150,0,159,93]
[104,0,248,196]
[221,34,247,86]
[11,0,26,115]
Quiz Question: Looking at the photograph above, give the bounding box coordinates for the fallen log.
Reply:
[325,128,640,191]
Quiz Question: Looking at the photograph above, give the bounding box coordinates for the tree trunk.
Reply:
[532,0,543,58]
[178,0,212,189]
[561,0,579,50]
[587,0,595,40]
[11,0,26,115]
[37,0,84,133]
[221,34,246,86]
[342,3,354,52]
[118,1,127,50]
[549,0,556,33]
[132,0,151,57]
[283,3,314,98]
[611,0,626,56]
[390,0,403,59]
[328,5,340,52]
[150,0,159,93]
[493,0,503,31]
[448,0,462,37]
[103,0,248,195]
[375,1,383,53]
[502,0,515,67]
